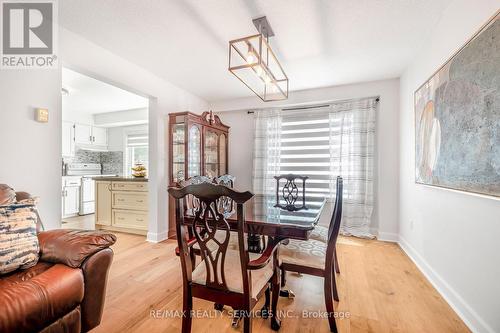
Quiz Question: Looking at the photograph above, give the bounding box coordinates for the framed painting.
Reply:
[415,10,500,197]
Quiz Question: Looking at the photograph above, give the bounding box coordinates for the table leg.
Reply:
[247,233,263,253]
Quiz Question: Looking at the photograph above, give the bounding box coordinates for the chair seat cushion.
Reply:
[0,262,84,333]
[280,238,327,270]
[309,225,328,243]
[192,249,274,299]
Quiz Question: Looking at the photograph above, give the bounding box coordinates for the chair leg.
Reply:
[332,273,339,302]
[280,266,286,286]
[278,267,296,298]
[261,284,270,319]
[243,316,252,333]
[182,287,193,333]
[334,247,340,274]
[324,273,338,333]
[271,269,281,331]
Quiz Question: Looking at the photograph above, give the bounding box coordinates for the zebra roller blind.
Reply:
[252,97,377,238]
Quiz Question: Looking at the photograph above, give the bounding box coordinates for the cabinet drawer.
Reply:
[112,209,148,230]
[112,191,148,210]
[63,177,81,186]
[111,182,147,192]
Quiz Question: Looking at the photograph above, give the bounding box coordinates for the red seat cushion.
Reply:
[0,262,84,333]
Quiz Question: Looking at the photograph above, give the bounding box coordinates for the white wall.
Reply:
[0,70,62,230]
[61,105,94,124]
[60,27,209,242]
[93,108,148,127]
[399,1,500,332]
[212,78,400,240]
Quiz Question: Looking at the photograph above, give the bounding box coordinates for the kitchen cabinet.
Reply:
[62,177,81,218]
[95,179,148,235]
[74,124,93,145]
[74,123,108,148]
[92,126,108,146]
[95,181,112,226]
[62,121,75,157]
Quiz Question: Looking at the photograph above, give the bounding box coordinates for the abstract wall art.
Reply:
[415,11,500,197]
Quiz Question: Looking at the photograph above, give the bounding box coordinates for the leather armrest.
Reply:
[38,229,117,268]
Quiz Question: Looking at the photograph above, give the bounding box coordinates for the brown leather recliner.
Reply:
[0,191,116,333]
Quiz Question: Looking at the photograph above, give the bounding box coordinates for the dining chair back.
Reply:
[277,176,343,333]
[327,176,343,245]
[273,174,308,211]
[168,182,282,332]
[214,174,236,217]
[179,175,213,214]
[214,174,235,187]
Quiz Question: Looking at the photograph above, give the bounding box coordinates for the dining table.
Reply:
[184,194,330,249]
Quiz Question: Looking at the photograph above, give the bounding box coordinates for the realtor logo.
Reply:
[1,0,58,69]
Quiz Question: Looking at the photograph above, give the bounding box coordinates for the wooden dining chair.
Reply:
[274,174,308,211]
[214,174,235,187]
[168,182,283,333]
[214,174,236,217]
[279,176,343,333]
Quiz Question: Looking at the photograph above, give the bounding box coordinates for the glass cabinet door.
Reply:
[219,133,227,175]
[188,125,201,178]
[204,130,218,178]
[172,123,185,183]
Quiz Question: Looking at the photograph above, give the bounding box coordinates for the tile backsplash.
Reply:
[101,151,124,175]
[64,149,124,176]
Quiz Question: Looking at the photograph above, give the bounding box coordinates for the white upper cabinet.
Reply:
[74,124,93,145]
[92,126,108,146]
[72,123,108,149]
[62,121,75,157]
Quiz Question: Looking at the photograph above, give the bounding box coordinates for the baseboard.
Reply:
[398,236,493,333]
[146,231,168,243]
[377,231,399,242]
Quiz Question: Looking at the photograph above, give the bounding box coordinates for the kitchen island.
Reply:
[93,177,148,236]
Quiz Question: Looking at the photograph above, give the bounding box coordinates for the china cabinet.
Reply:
[168,111,230,237]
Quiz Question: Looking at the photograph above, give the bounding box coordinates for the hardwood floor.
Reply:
[62,214,96,230]
[91,233,469,333]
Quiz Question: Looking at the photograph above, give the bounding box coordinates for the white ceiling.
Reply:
[62,68,149,115]
[60,0,452,102]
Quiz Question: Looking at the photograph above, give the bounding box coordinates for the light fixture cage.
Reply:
[229,34,289,102]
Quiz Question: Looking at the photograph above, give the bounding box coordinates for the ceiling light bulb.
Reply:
[246,52,255,64]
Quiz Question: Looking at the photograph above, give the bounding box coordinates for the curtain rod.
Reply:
[247,96,380,114]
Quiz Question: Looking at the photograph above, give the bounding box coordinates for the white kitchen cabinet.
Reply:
[74,124,93,145]
[72,123,108,149]
[92,126,108,146]
[62,121,75,157]
[63,185,80,217]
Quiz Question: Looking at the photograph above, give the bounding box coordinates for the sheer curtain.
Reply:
[252,109,282,195]
[251,97,377,239]
[329,98,376,238]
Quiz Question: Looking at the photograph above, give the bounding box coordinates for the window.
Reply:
[125,133,149,176]
[253,97,377,238]
[279,109,332,200]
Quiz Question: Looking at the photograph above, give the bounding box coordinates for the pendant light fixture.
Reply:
[228,16,289,101]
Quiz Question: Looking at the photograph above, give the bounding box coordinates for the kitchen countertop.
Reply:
[92,176,148,182]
